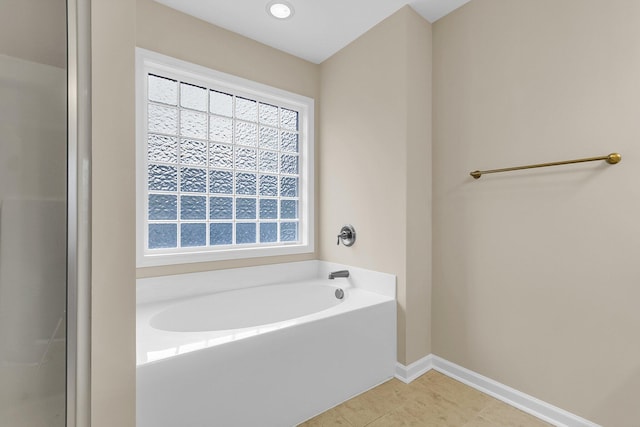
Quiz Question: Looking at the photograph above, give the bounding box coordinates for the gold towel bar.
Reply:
[470,152,621,179]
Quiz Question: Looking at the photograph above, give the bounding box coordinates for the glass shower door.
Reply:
[0,1,68,426]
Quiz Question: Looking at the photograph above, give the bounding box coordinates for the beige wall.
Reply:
[136,0,320,278]
[319,6,432,365]
[432,0,640,425]
[405,9,433,365]
[91,0,137,426]
[0,0,66,68]
[0,0,67,203]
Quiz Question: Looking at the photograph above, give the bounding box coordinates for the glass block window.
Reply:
[137,49,314,266]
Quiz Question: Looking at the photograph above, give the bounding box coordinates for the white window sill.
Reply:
[137,242,314,267]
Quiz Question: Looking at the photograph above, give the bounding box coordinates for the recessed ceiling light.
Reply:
[267,1,294,20]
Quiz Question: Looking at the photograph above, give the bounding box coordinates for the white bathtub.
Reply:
[137,261,396,427]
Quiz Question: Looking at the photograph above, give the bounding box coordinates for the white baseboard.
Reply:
[395,354,434,383]
[395,355,600,427]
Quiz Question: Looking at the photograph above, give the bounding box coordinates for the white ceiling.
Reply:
[153,0,472,64]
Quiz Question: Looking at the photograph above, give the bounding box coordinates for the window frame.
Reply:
[136,48,314,267]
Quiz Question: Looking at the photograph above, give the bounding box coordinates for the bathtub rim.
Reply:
[136,260,396,305]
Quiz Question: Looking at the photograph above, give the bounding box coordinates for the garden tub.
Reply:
[136,261,396,427]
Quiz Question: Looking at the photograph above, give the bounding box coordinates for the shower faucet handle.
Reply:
[336,225,356,247]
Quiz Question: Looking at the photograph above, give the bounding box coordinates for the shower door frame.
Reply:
[67,0,92,426]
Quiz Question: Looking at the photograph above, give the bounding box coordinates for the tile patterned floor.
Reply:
[299,370,553,427]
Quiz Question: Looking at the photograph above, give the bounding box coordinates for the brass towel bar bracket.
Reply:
[470,152,621,180]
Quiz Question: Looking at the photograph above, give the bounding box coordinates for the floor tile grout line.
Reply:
[361,413,386,427]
